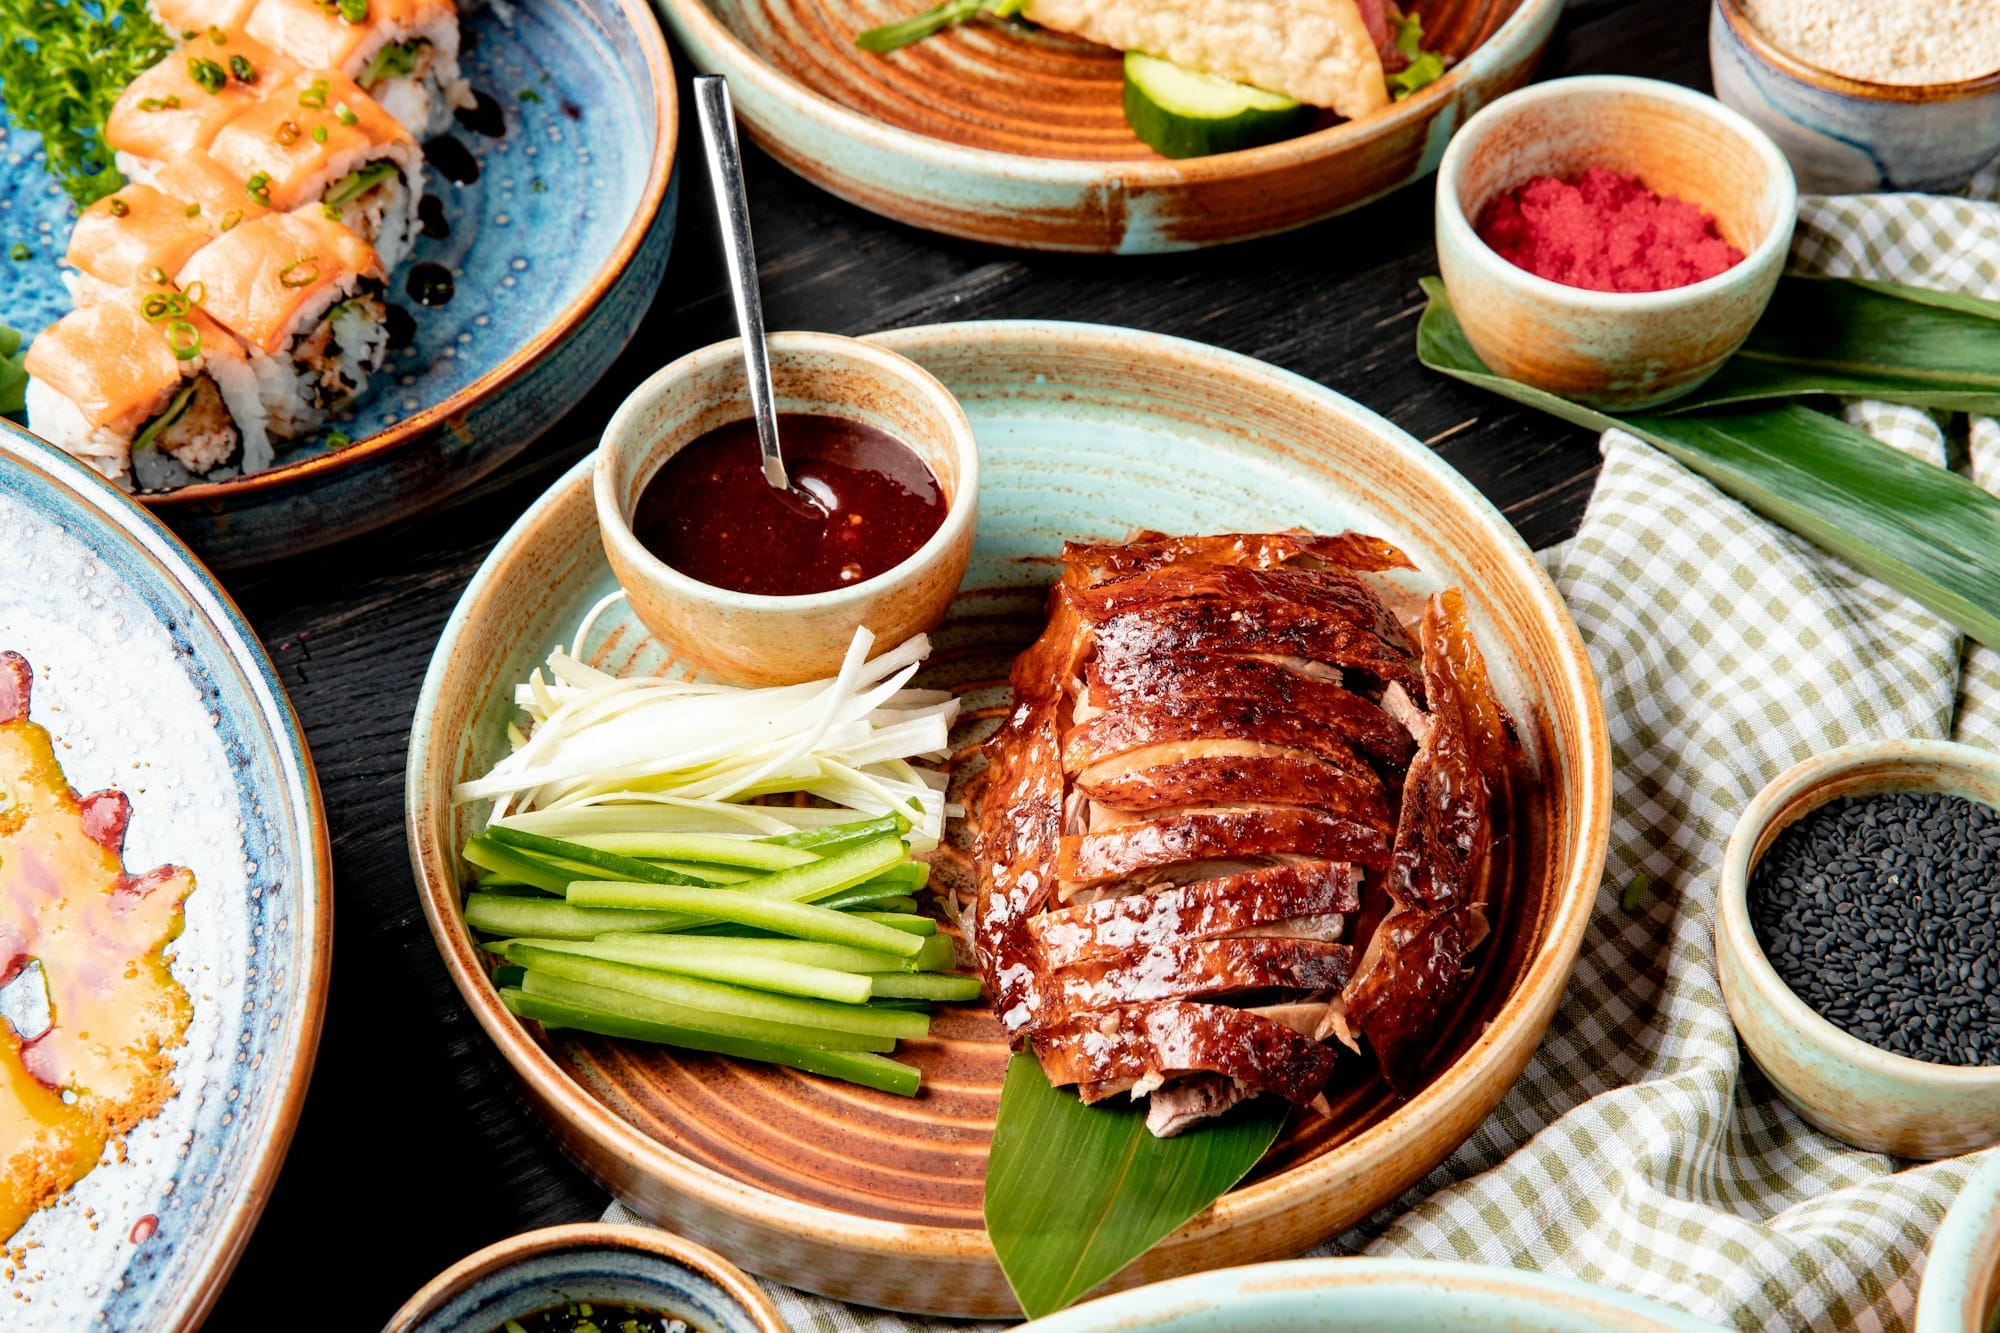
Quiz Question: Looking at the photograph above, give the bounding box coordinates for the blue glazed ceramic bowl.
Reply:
[1710,0,2000,194]
[1918,1151,2000,1333]
[1022,1257,1721,1330]
[1716,741,2000,1161]
[1435,76,1795,411]
[383,1223,784,1333]
[0,0,678,569]
[0,420,332,1329]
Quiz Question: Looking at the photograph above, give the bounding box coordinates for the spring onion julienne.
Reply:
[454,592,963,850]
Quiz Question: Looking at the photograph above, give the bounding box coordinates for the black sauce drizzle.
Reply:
[424,136,480,186]
[455,89,506,139]
[405,263,455,308]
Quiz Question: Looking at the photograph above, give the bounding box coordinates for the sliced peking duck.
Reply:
[972,530,1514,1135]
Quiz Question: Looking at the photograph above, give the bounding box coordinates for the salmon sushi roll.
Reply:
[105,29,294,183]
[208,69,423,269]
[177,210,389,437]
[151,152,277,236]
[23,290,269,489]
[63,183,217,305]
[246,0,470,138]
[153,0,262,32]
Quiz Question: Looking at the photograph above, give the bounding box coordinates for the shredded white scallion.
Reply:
[455,597,962,849]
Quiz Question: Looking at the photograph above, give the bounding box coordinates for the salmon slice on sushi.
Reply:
[177,210,390,438]
[105,29,294,182]
[153,0,263,32]
[64,184,219,305]
[151,152,278,236]
[246,0,471,138]
[208,69,424,269]
[23,291,269,490]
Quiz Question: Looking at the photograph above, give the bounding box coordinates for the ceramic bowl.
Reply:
[1715,740,2000,1160]
[1917,1151,2000,1333]
[1710,0,2000,194]
[654,0,1562,252]
[0,0,679,569]
[382,1223,785,1333]
[1023,1257,1719,1331]
[409,319,1612,1316]
[1435,75,1796,411]
[594,331,979,686]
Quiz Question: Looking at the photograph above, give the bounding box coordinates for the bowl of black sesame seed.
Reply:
[1716,739,2000,1160]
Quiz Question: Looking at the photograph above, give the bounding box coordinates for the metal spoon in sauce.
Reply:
[693,75,823,514]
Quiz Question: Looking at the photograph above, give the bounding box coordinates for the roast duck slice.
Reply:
[972,530,1513,1135]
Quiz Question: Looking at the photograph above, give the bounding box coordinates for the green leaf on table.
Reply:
[1416,278,2000,649]
[1676,277,2000,414]
[984,1051,1287,1319]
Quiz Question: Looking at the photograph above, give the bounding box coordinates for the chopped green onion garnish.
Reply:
[278,256,319,288]
[519,88,542,103]
[336,0,367,22]
[221,209,242,231]
[138,95,182,111]
[164,319,201,360]
[145,265,167,284]
[246,171,271,203]
[108,197,129,217]
[9,244,28,262]
[184,203,201,217]
[300,78,329,109]
[334,101,358,126]
[325,430,352,448]
[276,119,300,146]
[188,56,226,94]
[229,53,257,83]
[207,24,225,43]
[312,125,328,143]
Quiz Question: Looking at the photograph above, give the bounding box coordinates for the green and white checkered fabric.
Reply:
[608,189,2000,1330]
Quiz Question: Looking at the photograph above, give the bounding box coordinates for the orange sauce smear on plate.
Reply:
[0,651,195,1243]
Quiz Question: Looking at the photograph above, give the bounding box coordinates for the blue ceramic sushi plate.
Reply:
[0,419,332,1331]
[0,0,678,568]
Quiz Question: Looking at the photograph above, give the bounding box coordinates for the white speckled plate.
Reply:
[0,421,331,1331]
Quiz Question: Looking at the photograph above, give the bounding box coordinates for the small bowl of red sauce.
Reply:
[1435,74,1797,411]
[594,330,978,685]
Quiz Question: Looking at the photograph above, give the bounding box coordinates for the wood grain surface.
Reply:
[202,0,1705,1324]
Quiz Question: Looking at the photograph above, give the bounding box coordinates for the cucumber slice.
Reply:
[1122,52,1314,160]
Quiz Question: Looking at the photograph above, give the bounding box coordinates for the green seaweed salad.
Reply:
[0,0,173,206]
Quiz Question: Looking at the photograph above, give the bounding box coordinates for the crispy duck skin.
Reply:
[1086,654,1414,769]
[972,531,1509,1131]
[1069,563,1415,656]
[1090,599,1423,700]
[1342,589,1513,1090]
[1033,1000,1339,1105]
[1062,530,1416,586]
[1029,862,1362,969]
[1062,696,1381,781]
[1075,752,1381,816]
[1059,806,1391,888]
[1041,937,1354,1011]
[1344,905,1490,1089]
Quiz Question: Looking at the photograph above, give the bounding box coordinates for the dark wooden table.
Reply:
[203,1,1703,1323]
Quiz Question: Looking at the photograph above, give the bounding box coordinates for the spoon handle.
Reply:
[693,75,788,491]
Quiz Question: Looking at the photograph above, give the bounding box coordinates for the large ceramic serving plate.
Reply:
[1024,1258,1717,1331]
[654,0,1560,251]
[0,422,332,1330]
[0,0,677,568]
[407,320,1610,1316]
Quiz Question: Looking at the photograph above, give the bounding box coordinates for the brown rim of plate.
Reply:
[382,1222,787,1333]
[666,0,1563,181]
[1714,0,2000,103]
[144,0,680,514]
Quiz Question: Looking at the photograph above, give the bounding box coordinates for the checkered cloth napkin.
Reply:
[607,185,2000,1330]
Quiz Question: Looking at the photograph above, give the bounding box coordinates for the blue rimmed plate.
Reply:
[0,0,678,568]
[0,420,332,1331]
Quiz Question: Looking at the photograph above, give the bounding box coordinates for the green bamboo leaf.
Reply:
[985,1052,1286,1318]
[1677,277,2000,414]
[1416,279,2000,648]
